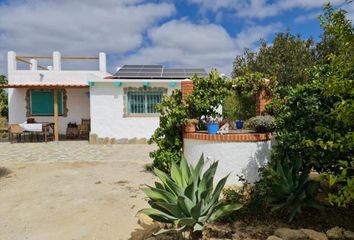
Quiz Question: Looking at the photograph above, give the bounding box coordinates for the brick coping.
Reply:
[183,132,271,142]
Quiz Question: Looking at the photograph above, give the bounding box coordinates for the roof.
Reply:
[108,65,208,79]
[0,84,88,89]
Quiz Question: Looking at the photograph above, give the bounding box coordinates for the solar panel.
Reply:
[121,65,143,68]
[162,73,188,77]
[141,65,163,68]
[137,73,162,77]
[113,65,207,79]
[139,69,162,73]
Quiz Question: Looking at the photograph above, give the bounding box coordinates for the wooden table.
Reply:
[23,122,54,143]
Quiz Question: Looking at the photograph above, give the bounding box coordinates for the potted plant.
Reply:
[235,119,244,129]
[204,115,221,134]
[183,119,198,133]
[248,115,276,133]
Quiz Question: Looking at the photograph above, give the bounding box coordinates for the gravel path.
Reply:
[0,142,157,240]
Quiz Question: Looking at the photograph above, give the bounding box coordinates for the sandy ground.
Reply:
[0,142,157,240]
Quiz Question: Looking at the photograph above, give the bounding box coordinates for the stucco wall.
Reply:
[8,88,90,134]
[8,71,107,85]
[183,139,271,185]
[89,82,180,140]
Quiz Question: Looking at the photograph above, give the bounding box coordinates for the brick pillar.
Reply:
[181,80,193,100]
[256,79,271,115]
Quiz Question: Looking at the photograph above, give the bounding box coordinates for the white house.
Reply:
[1,51,207,143]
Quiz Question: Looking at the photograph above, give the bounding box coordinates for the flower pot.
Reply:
[235,120,244,129]
[207,122,219,134]
[184,123,196,133]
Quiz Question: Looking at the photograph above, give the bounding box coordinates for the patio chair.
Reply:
[8,124,24,143]
[78,119,90,139]
[66,122,79,139]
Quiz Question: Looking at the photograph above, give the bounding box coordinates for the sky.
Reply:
[0,0,353,76]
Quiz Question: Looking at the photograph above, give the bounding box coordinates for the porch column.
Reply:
[53,89,59,141]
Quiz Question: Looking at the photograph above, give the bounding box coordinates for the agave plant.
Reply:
[140,155,242,235]
[267,158,322,222]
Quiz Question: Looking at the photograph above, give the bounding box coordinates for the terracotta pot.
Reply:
[184,123,196,133]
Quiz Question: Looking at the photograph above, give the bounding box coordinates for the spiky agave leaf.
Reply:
[140,154,242,233]
[268,159,322,222]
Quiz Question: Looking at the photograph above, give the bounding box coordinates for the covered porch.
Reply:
[0,84,90,142]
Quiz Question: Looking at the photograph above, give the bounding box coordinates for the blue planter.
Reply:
[207,123,219,134]
[236,120,244,129]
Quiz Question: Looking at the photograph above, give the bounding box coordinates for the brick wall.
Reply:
[181,80,193,100]
[256,81,271,115]
[184,132,271,142]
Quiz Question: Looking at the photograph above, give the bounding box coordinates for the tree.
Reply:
[315,3,354,206]
[267,3,354,207]
[0,75,8,117]
[232,32,316,87]
[226,32,317,120]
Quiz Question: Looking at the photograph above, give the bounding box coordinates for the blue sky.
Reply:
[0,0,353,75]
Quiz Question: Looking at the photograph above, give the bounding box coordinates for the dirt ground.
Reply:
[0,142,157,240]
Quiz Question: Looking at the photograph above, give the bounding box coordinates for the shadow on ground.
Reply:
[0,167,10,178]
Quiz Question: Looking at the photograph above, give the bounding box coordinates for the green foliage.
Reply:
[149,90,186,172]
[324,161,354,207]
[186,70,232,120]
[231,72,277,95]
[249,3,354,213]
[248,115,276,133]
[267,159,322,222]
[149,70,231,172]
[269,82,342,173]
[141,155,242,235]
[222,92,256,121]
[224,72,275,122]
[0,75,8,117]
[312,3,354,206]
[232,32,316,87]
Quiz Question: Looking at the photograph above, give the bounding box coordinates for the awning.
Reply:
[0,84,89,89]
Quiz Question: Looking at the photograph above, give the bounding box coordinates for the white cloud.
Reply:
[345,2,354,21]
[123,20,282,76]
[0,0,175,72]
[294,11,321,23]
[187,0,346,19]
[235,23,283,49]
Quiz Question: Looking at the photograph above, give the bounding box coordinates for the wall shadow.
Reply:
[241,141,270,183]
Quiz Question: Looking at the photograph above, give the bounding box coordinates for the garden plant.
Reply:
[141,155,242,238]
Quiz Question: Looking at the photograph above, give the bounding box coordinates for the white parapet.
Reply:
[30,59,38,71]
[7,51,17,73]
[53,51,61,71]
[183,138,271,185]
[99,52,107,73]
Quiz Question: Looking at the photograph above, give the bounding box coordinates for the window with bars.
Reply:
[127,90,163,114]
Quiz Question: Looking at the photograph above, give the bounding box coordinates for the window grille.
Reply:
[127,90,163,114]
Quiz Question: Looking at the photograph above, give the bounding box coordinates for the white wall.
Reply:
[8,88,90,134]
[183,139,271,185]
[90,82,180,139]
[8,71,106,85]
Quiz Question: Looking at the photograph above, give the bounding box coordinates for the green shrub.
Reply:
[248,115,276,133]
[149,70,231,172]
[0,75,8,117]
[223,91,256,121]
[140,155,242,236]
[267,159,322,222]
[323,161,354,207]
